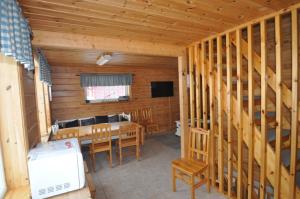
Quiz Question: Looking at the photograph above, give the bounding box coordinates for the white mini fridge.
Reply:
[28,138,85,199]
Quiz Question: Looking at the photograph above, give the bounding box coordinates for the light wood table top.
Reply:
[55,121,145,145]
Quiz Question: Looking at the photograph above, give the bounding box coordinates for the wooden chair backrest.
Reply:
[119,124,139,141]
[130,110,140,123]
[55,128,79,140]
[91,123,111,144]
[188,128,210,164]
[140,107,153,123]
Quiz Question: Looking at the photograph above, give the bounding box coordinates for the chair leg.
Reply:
[172,167,176,192]
[136,144,140,161]
[119,147,122,165]
[109,149,112,168]
[206,170,210,192]
[92,153,96,172]
[191,175,195,199]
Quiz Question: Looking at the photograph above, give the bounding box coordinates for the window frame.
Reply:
[83,85,131,104]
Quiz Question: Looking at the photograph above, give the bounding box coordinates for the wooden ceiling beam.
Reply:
[31,30,186,57]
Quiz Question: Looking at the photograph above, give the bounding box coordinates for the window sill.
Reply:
[83,100,130,105]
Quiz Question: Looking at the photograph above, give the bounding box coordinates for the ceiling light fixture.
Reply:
[96,54,112,65]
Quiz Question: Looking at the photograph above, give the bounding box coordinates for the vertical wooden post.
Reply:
[195,43,202,128]
[189,47,195,128]
[0,54,29,189]
[34,58,49,141]
[290,9,298,199]
[217,36,224,193]
[43,84,52,129]
[260,20,267,199]
[247,24,254,199]
[178,53,189,158]
[274,14,282,199]
[208,39,216,186]
[236,28,243,199]
[202,41,208,130]
[226,32,233,198]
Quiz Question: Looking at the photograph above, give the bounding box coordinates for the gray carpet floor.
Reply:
[86,134,225,199]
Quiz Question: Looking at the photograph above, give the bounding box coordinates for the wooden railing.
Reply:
[186,5,300,199]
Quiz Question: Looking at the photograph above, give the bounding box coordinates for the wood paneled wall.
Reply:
[51,65,179,133]
[22,68,40,148]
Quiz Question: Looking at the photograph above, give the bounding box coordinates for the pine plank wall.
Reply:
[50,65,180,133]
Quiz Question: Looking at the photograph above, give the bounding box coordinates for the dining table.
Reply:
[53,121,145,145]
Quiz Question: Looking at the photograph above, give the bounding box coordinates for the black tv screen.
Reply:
[151,81,174,98]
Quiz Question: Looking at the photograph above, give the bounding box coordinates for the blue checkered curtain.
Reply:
[0,0,34,70]
[37,49,52,86]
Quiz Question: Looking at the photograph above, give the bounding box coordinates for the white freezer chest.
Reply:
[28,138,85,199]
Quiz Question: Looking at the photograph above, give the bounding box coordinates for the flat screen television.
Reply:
[151,81,174,98]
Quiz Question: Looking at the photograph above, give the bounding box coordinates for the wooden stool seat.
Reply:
[172,159,208,175]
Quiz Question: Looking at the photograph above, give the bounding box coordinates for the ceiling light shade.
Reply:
[96,54,112,65]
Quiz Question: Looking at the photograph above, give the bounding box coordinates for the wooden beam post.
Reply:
[260,20,267,199]
[178,52,189,158]
[226,32,233,198]
[290,8,298,199]
[217,36,224,193]
[195,43,201,128]
[274,14,282,199]
[236,28,243,199]
[208,39,216,186]
[202,41,208,130]
[247,24,254,199]
[0,54,29,189]
[34,58,50,142]
[189,47,195,128]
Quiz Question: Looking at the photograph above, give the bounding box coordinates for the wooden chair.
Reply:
[172,128,210,199]
[54,128,79,140]
[117,123,140,165]
[130,110,140,123]
[140,107,159,136]
[90,123,112,171]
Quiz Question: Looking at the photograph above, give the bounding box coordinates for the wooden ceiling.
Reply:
[19,0,299,46]
[42,48,178,68]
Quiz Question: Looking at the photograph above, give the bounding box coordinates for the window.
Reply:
[84,85,130,103]
[0,145,6,198]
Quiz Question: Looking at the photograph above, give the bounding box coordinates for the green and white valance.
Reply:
[37,49,52,86]
[0,0,34,70]
[80,74,133,87]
